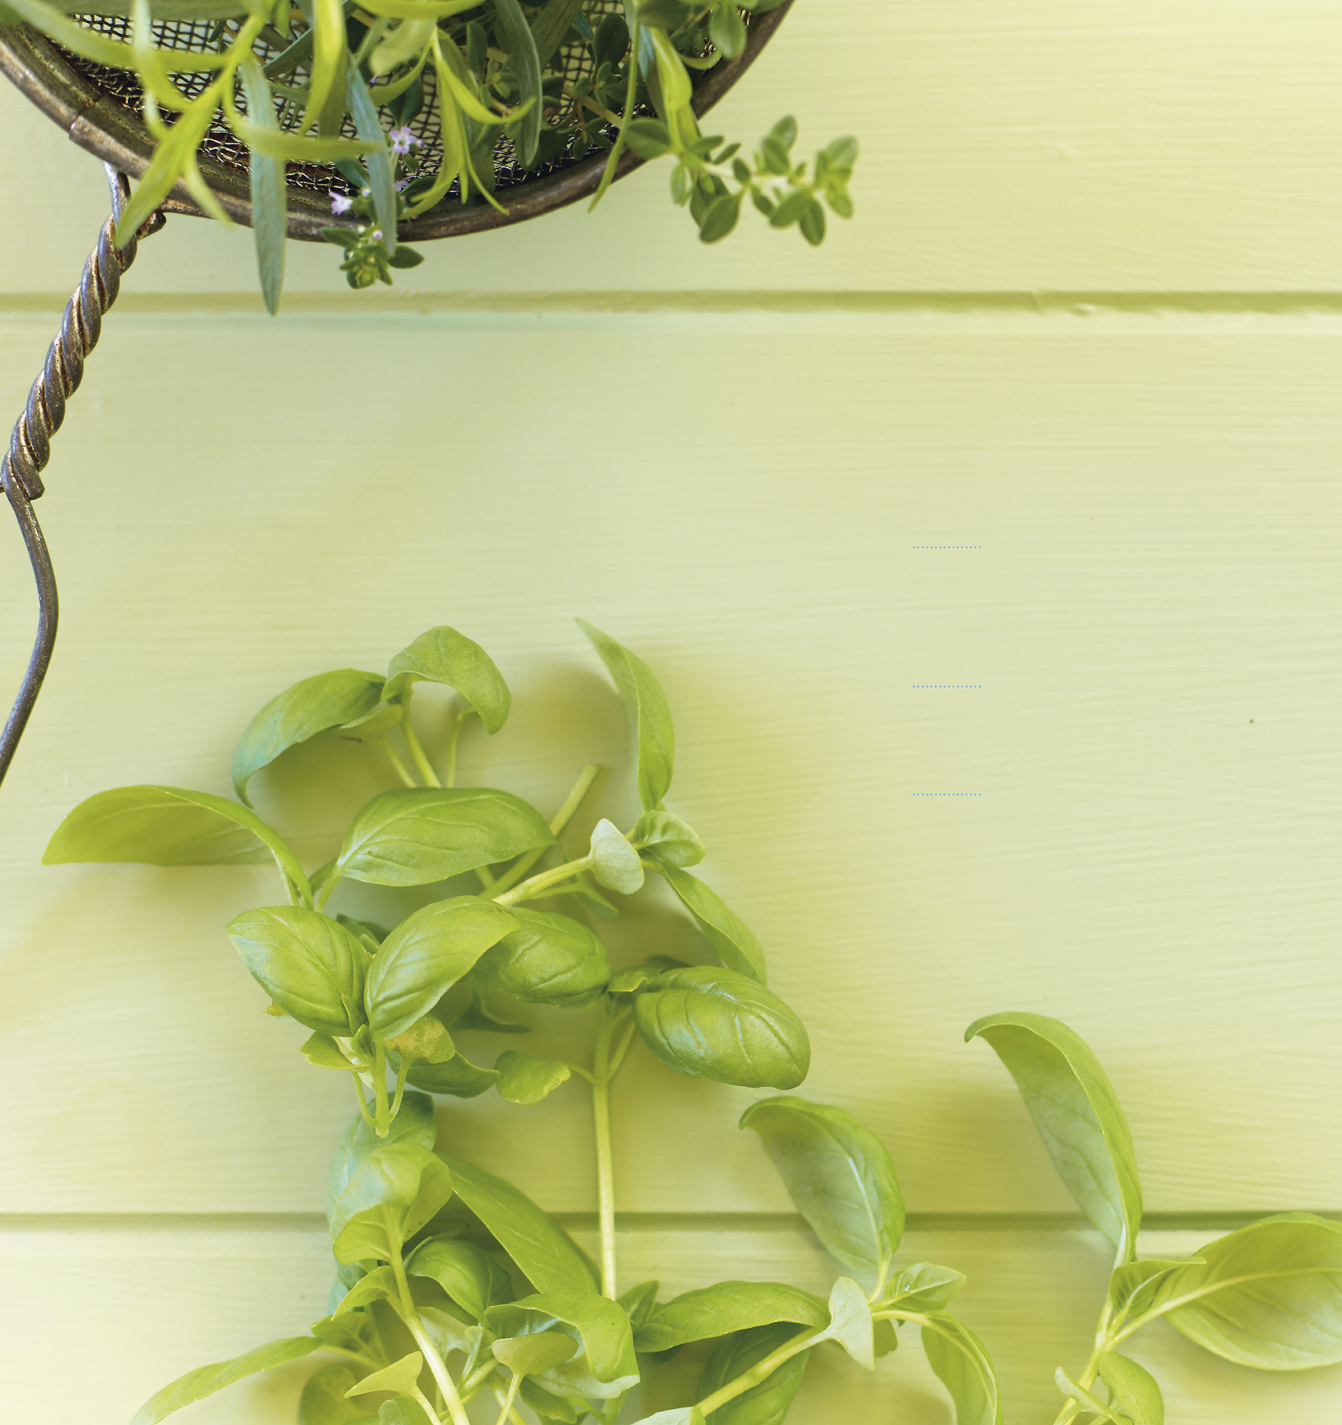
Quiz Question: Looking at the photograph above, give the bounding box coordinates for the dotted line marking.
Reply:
[913,793,982,798]
[912,545,981,549]
[912,684,981,689]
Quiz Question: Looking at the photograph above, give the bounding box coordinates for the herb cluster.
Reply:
[43,624,1342,1425]
[2,0,858,310]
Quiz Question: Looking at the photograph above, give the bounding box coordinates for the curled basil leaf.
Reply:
[578,619,675,811]
[384,626,511,732]
[470,907,611,1008]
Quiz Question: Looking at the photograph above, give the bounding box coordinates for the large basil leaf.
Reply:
[698,1322,810,1425]
[1097,1352,1163,1424]
[1150,1214,1342,1369]
[636,1281,827,1353]
[577,620,675,811]
[227,906,368,1037]
[328,1089,437,1216]
[739,1097,903,1276]
[384,626,511,732]
[633,967,809,1089]
[407,1050,500,1098]
[131,1336,320,1424]
[335,788,554,886]
[920,1312,1002,1425]
[647,861,767,983]
[365,897,516,1041]
[492,1334,578,1378]
[486,1292,638,1399]
[298,1363,379,1425]
[232,668,384,803]
[469,907,611,1007]
[966,1012,1142,1260]
[441,1153,597,1294]
[406,1235,514,1321]
[329,1142,454,1264]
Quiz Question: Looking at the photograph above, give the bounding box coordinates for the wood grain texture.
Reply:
[1,312,1338,1221]
[1,0,1340,298]
[7,1223,1339,1424]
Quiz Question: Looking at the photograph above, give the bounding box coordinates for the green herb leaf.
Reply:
[821,1277,874,1369]
[347,68,398,255]
[384,627,511,731]
[627,1409,705,1425]
[385,1013,456,1067]
[492,0,542,166]
[739,1097,903,1276]
[634,967,809,1088]
[577,620,675,811]
[619,1280,661,1332]
[698,190,744,244]
[299,1364,378,1425]
[441,1154,598,1293]
[624,117,674,159]
[708,0,746,58]
[698,1322,809,1425]
[630,810,704,868]
[1054,1369,1121,1423]
[635,1281,826,1352]
[589,818,644,895]
[920,1313,1003,1425]
[227,906,369,1037]
[1097,1352,1163,1424]
[877,1262,966,1312]
[1107,1258,1202,1320]
[333,1264,397,1314]
[328,1089,436,1215]
[378,1399,431,1425]
[329,1142,454,1264]
[646,860,765,982]
[486,1292,638,1397]
[492,1333,578,1377]
[366,897,516,1041]
[495,1050,573,1104]
[966,1012,1142,1260]
[238,59,287,314]
[407,1050,501,1098]
[131,1337,320,1425]
[302,1032,354,1070]
[470,907,611,1007]
[345,1353,424,1399]
[406,1235,514,1321]
[335,787,554,887]
[1149,1214,1342,1369]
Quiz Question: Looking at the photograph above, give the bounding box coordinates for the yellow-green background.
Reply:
[2,2,1341,1420]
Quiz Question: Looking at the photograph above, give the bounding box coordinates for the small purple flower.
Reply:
[389,125,423,156]
[329,190,353,215]
[395,179,409,192]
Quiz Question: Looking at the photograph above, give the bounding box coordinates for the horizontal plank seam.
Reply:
[0,1210,1333,1234]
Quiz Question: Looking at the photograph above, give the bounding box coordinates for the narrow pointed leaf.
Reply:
[577,619,674,810]
[647,860,766,982]
[131,1337,319,1424]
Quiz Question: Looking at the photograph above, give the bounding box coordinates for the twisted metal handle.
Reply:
[0,165,164,789]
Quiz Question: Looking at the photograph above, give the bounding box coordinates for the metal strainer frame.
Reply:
[0,4,792,787]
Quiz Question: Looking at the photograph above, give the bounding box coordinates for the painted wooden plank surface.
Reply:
[2,0,1341,298]
[8,1223,1340,1424]
[1,311,1338,1219]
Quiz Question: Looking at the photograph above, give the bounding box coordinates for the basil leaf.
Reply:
[492,0,541,166]
[366,897,516,1041]
[299,1364,378,1425]
[471,908,611,1007]
[238,59,287,315]
[496,1050,573,1105]
[1107,1257,1202,1320]
[1151,1213,1342,1369]
[378,1399,431,1425]
[634,967,809,1089]
[698,1322,809,1425]
[333,1264,397,1315]
[407,1050,500,1098]
[384,1013,456,1067]
[630,810,704,868]
[329,1142,454,1265]
[966,1012,1142,1260]
[493,1333,578,1377]
[302,1032,354,1070]
[329,1089,437,1215]
[577,620,675,811]
[231,669,384,804]
[647,861,766,983]
[920,1312,1003,1425]
[878,1262,966,1313]
[486,1292,638,1396]
[336,788,554,886]
[821,1277,874,1369]
[521,1377,592,1422]
[441,1153,598,1293]
[406,1235,514,1321]
[131,1336,320,1425]
[384,626,511,732]
[589,818,644,895]
[638,1279,825,1352]
[1098,1352,1163,1424]
[346,1352,423,1400]
[227,906,369,1037]
[739,1096,903,1276]
[1054,1369,1120,1423]
[619,1280,660,1332]
[628,1410,705,1425]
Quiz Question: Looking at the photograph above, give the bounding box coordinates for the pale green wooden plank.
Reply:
[6,1224,1339,1423]
[0,313,1339,1216]
[1,0,1340,296]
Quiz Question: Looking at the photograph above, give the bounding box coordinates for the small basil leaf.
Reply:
[493,1333,578,1377]
[333,1264,397,1315]
[470,908,611,1008]
[227,906,369,1038]
[635,1281,826,1352]
[589,819,644,895]
[630,810,704,867]
[646,860,766,982]
[232,669,384,803]
[495,1050,573,1105]
[607,957,685,995]
[619,1280,661,1332]
[739,1097,903,1276]
[878,1262,966,1312]
[366,897,516,1041]
[486,1292,638,1396]
[378,1399,431,1425]
[698,1322,809,1425]
[384,626,511,732]
[328,1089,436,1216]
[1054,1369,1119,1423]
[920,1312,1003,1425]
[966,1012,1142,1260]
[1107,1257,1202,1320]
[520,1378,590,1422]
[441,1154,598,1293]
[1097,1352,1164,1425]
[336,788,554,887]
[330,1142,454,1265]
[406,1236,514,1321]
[130,1337,320,1425]
[302,1032,354,1070]
[821,1277,874,1369]
[407,1051,500,1099]
[299,1364,377,1425]
[577,619,675,811]
[384,1013,456,1067]
[634,967,809,1089]
[346,1353,423,1400]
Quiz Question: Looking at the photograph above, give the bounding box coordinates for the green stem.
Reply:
[387,1226,473,1425]
[694,1326,820,1415]
[591,1013,621,1298]
[315,870,343,913]
[494,856,593,907]
[1049,1306,1115,1425]
[348,1074,376,1129]
[589,16,640,211]
[372,1043,391,1137]
[492,1373,523,1425]
[445,707,475,789]
[401,700,442,787]
[489,763,602,897]
[380,735,417,788]
[389,1052,412,1122]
